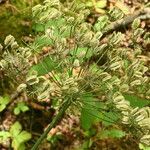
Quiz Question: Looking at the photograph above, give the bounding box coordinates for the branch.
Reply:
[104,8,150,35]
[10,91,21,100]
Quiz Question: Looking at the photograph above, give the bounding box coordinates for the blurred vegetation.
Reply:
[0,0,149,150]
[0,0,43,43]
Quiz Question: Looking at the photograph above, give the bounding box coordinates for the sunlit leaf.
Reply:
[10,122,31,150]
[116,1,130,15]
[124,94,150,108]
[14,107,20,115]
[0,95,10,112]
[80,95,100,130]
[96,0,107,9]
[139,143,150,150]
[0,131,11,141]
[98,128,126,139]
[10,122,22,137]
[31,56,61,75]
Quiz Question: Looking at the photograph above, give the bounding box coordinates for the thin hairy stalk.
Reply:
[77,74,102,94]
[78,59,111,94]
[42,58,62,86]
[70,44,79,75]
[31,99,71,150]
[80,48,109,79]
[77,46,91,77]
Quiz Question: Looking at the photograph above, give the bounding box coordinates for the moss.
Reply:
[0,0,43,43]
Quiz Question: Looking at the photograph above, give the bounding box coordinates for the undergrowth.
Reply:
[0,0,150,149]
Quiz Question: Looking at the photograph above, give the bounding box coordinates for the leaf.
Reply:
[14,107,21,115]
[132,18,141,30]
[32,36,52,52]
[139,143,150,150]
[18,143,26,150]
[89,63,100,73]
[80,95,101,130]
[32,23,45,32]
[70,47,93,59]
[16,131,32,144]
[86,2,93,7]
[12,139,21,150]
[10,122,31,150]
[100,111,120,126]
[98,129,125,139]
[95,8,106,14]
[10,122,22,137]
[0,95,10,112]
[96,0,107,9]
[108,129,126,138]
[116,1,130,15]
[12,132,31,150]
[12,139,26,150]
[124,94,150,108]
[31,56,61,75]
[82,139,93,149]
[21,105,29,112]
[14,102,29,115]
[0,104,6,112]
[17,102,29,113]
[94,15,109,31]
[0,131,11,141]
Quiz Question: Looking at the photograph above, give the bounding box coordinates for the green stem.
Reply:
[31,100,71,150]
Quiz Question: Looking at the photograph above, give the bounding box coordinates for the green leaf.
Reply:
[32,23,45,32]
[82,139,93,149]
[132,18,141,30]
[14,102,29,115]
[98,129,125,139]
[86,2,93,7]
[108,129,126,138]
[100,111,120,126]
[96,0,107,9]
[0,104,6,112]
[0,95,10,105]
[12,139,26,150]
[14,108,21,115]
[0,95,10,112]
[10,122,22,137]
[10,122,31,150]
[139,143,150,150]
[32,36,52,52]
[12,138,21,150]
[18,143,26,150]
[16,131,32,144]
[70,47,93,59]
[31,56,61,75]
[124,94,150,108]
[0,131,11,141]
[80,95,100,130]
[18,102,29,112]
[94,15,109,32]
[21,105,29,112]
[116,1,130,15]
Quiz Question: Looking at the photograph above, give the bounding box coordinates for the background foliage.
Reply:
[0,0,150,149]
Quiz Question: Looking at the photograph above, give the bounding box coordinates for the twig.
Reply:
[104,8,150,35]
[10,91,21,100]
[139,14,150,20]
